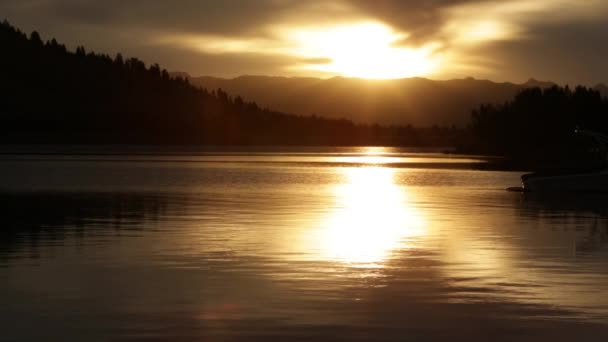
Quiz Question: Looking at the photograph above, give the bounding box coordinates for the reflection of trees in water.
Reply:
[516,193,608,255]
[0,192,168,258]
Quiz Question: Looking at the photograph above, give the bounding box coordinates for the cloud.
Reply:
[453,14,608,84]
[433,0,608,83]
[1,0,608,83]
[5,0,358,37]
[345,0,493,44]
[299,57,333,65]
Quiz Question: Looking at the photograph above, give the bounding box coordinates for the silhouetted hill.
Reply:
[184,75,558,127]
[523,78,556,89]
[0,21,458,147]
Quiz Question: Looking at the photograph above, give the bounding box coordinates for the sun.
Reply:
[287,22,440,79]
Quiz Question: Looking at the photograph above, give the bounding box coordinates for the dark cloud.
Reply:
[346,0,493,44]
[3,0,293,36]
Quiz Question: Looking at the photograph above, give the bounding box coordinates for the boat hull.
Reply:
[522,170,608,192]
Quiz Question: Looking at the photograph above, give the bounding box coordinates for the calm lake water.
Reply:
[1,147,608,341]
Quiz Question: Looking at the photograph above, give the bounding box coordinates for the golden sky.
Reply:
[3,0,608,84]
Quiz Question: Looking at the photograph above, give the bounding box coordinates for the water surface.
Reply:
[1,147,608,341]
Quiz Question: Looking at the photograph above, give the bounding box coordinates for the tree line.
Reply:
[0,20,459,147]
[464,85,608,168]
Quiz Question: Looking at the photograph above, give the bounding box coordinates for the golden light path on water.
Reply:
[314,148,426,266]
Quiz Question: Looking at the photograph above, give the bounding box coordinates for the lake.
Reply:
[1,147,608,341]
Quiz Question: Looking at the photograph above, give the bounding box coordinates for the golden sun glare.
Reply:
[319,164,426,265]
[288,23,440,79]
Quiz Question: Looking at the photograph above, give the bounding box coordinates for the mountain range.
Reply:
[181,74,607,127]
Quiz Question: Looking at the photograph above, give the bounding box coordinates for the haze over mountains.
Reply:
[183,75,608,127]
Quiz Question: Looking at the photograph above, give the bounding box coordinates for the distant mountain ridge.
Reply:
[181,74,564,127]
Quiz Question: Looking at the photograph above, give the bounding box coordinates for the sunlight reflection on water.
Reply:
[317,166,425,266]
[1,148,608,341]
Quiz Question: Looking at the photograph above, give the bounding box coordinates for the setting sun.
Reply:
[287,22,440,79]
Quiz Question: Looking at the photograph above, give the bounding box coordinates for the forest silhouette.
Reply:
[0,21,458,147]
[466,85,608,168]
[2,20,608,163]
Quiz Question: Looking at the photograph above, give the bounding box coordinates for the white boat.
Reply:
[521,130,608,192]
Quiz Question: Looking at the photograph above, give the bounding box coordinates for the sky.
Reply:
[2,0,608,85]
